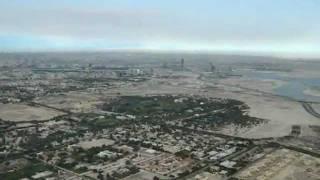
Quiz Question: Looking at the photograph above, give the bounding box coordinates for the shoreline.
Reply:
[304,88,320,98]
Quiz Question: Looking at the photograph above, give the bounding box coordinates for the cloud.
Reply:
[0,7,162,39]
[1,4,317,44]
[0,0,320,57]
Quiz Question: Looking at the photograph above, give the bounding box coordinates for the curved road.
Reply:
[301,102,320,119]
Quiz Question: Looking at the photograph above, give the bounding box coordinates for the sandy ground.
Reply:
[209,77,320,139]
[219,77,286,93]
[0,103,64,122]
[197,88,320,138]
[34,91,106,113]
[77,139,115,149]
[189,172,223,180]
[234,149,320,180]
[232,94,319,138]
[311,104,320,114]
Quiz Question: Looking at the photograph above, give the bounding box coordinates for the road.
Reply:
[301,102,320,119]
[33,156,92,180]
[277,142,320,158]
[29,102,72,114]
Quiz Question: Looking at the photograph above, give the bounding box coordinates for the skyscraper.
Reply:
[181,58,184,71]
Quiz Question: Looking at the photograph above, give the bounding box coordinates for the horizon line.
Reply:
[1,48,320,60]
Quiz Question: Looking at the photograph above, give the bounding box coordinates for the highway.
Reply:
[301,102,320,119]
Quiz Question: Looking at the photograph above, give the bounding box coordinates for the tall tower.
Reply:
[181,58,184,71]
[210,62,215,73]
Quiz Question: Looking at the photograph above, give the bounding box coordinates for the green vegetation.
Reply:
[102,96,212,118]
[184,107,264,128]
[80,114,125,130]
[21,130,79,151]
[175,149,191,158]
[101,96,265,128]
[54,146,126,172]
[1,160,55,180]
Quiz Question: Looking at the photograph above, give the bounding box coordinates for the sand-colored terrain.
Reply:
[34,91,106,113]
[205,81,320,138]
[219,77,286,93]
[234,148,320,180]
[237,95,319,138]
[77,139,115,149]
[0,103,64,122]
[311,104,320,114]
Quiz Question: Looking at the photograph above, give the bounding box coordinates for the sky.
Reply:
[0,0,320,57]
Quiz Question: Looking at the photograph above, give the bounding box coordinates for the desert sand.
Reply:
[0,103,64,122]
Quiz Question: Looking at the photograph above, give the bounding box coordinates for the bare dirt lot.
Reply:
[77,139,115,150]
[34,91,106,113]
[234,148,320,180]
[0,103,64,122]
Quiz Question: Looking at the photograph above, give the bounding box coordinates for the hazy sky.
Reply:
[1,0,319,57]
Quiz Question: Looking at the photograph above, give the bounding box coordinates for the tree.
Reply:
[105,173,116,180]
[125,159,132,165]
[97,172,104,180]
[133,145,140,152]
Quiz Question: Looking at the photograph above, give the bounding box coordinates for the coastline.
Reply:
[304,87,320,97]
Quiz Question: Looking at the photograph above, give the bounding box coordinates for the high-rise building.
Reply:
[210,62,215,72]
[181,58,184,70]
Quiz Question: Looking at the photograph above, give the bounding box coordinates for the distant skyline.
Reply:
[1,0,320,58]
